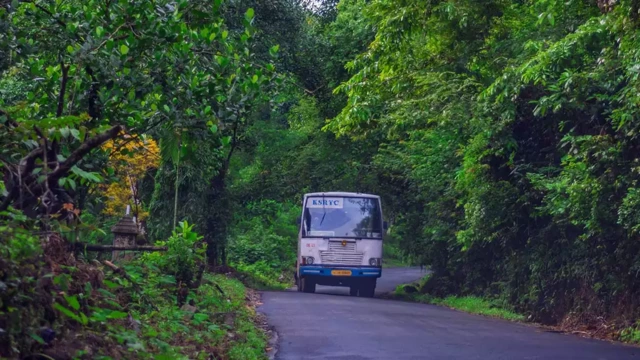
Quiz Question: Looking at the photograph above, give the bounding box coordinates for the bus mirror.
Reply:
[297,216,301,225]
[383,221,389,230]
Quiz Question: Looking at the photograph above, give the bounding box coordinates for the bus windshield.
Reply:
[303,196,382,239]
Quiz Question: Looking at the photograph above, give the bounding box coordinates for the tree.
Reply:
[101,136,159,222]
[325,0,640,328]
[1,0,277,266]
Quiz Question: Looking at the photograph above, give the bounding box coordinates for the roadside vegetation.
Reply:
[5,0,640,356]
[382,242,409,268]
[391,277,524,322]
[2,218,268,358]
[0,0,283,358]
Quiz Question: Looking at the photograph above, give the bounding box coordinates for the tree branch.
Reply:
[0,125,123,212]
[57,62,70,117]
[28,1,84,43]
[47,125,123,183]
[102,260,138,286]
[18,147,44,178]
[32,3,69,31]
[0,146,42,213]
[0,108,19,128]
[91,23,129,53]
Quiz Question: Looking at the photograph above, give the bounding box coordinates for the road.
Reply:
[259,267,640,360]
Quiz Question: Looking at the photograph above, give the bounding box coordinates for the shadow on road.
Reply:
[286,267,426,298]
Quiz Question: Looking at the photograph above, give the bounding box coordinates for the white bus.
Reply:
[295,192,386,297]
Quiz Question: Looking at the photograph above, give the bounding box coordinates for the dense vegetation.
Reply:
[4,0,640,357]
[328,0,640,341]
[0,0,278,357]
[228,0,640,342]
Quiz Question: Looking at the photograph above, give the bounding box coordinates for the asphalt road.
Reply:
[259,267,640,360]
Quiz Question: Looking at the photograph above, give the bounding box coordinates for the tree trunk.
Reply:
[206,170,231,267]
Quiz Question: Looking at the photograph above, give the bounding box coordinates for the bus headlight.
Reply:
[306,256,314,265]
[369,258,381,266]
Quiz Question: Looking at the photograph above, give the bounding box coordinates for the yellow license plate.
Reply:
[331,270,352,276]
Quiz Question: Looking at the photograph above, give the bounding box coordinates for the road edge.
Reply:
[255,291,280,360]
[380,281,640,349]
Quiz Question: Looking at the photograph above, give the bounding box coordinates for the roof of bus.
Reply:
[304,191,380,199]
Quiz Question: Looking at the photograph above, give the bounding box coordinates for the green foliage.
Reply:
[394,290,525,322]
[620,325,640,344]
[0,216,43,355]
[0,212,266,358]
[227,200,298,288]
[148,135,224,242]
[9,0,640,351]
[1,216,41,261]
[0,68,32,106]
[1,0,279,266]
[143,221,206,285]
[323,0,375,89]
[287,97,323,135]
[381,241,407,268]
[434,297,525,322]
[319,0,640,336]
[393,277,524,322]
[126,271,267,359]
[233,262,292,291]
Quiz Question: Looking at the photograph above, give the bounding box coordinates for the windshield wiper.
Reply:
[319,193,327,226]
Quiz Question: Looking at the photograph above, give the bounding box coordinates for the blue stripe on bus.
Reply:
[299,266,382,277]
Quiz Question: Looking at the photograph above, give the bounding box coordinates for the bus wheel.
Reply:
[302,278,316,293]
[358,280,376,298]
[349,286,358,296]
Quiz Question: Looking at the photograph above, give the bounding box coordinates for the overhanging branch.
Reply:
[47,125,123,183]
[0,125,123,212]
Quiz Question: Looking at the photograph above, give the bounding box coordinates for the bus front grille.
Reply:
[321,241,363,265]
[328,241,356,252]
[320,252,364,265]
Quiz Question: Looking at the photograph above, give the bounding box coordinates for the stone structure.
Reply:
[111,208,139,261]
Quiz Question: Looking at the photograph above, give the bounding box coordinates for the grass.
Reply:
[620,326,640,344]
[433,296,525,321]
[210,275,269,360]
[17,264,270,359]
[238,271,291,291]
[232,262,293,291]
[391,280,525,322]
[126,272,269,359]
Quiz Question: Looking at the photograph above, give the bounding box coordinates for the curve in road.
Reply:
[259,268,639,360]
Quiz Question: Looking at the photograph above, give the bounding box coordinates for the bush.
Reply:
[0,214,44,356]
[142,221,206,286]
[228,200,298,271]
[227,200,299,288]
[621,326,640,344]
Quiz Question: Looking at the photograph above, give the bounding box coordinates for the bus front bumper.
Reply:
[299,266,381,278]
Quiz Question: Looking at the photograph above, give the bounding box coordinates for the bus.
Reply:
[295,192,386,297]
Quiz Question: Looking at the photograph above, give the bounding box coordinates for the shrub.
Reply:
[142,221,206,286]
[228,200,298,272]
